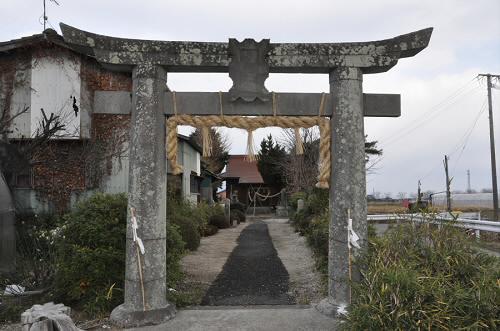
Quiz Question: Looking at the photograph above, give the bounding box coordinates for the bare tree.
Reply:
[281,128,320,192]
[280,128,383,193]
[189,128,230,174]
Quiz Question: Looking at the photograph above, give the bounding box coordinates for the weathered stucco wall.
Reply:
[30,54,81,138]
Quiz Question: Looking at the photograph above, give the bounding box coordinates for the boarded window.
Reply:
[190,173,200,194]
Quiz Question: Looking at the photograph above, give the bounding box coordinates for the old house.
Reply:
[0,29,207,213]
[222,155,280,207]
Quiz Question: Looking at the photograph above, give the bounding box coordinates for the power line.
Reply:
[449,99,488,170]
[379,77,480,146]
[381,84,482,148]
[417,96,487,183]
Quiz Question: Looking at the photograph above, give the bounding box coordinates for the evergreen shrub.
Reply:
[231,209,246,224]
[54,193,185,316]
[171,216,200,251]
[209,214,230,229]
[289,191,307,210]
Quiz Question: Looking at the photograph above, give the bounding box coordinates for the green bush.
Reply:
[54,193,186,316]
[231,209,246,224]
[167,195,225,238]
[290,209,312,235]
[54,193,128,315]
[307,212,329,275]
[230,201,247,213]
[344,223,500,330]
[165,222,185,286]
[209,213,230,229]
[289,191,307,210]
[172,216,201,251]
[203,224,219,236]
[306,188,328,215]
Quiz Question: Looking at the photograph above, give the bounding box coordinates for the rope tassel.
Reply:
[201,126,212,157]
[295,127,304,155]
[246,129,256,162]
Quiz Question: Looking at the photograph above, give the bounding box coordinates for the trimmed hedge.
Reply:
[209,214,230,229]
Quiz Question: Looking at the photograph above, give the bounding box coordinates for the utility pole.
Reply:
[417,180,422,205]
[467,169,471,193]
[444,155,452,212]
[479,74,499,221]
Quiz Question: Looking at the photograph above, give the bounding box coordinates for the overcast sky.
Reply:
[2,0,499,196]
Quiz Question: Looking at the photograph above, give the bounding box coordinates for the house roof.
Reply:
[221,155,264,184]
[177,134,202,154]
[0,29,71,54]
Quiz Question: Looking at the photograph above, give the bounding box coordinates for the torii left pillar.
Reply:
[110,63,176,327]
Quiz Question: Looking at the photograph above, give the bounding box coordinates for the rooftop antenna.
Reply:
[43,0,60,31]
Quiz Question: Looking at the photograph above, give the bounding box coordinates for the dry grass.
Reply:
[367,203,406,214]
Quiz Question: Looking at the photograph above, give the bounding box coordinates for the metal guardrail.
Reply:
[367,213,500,234]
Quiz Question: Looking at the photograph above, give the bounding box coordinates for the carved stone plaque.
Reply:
[228,38,271,102]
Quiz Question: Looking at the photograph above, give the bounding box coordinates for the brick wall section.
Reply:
[81,60,132,92]
[0,52,30,122]
[92,113,131,175]
[32,140,87,212]
[0,54,16,115]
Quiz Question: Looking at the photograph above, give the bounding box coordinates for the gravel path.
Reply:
[201,221,295,306]
[177,222,251,305]
[265,218,324,304]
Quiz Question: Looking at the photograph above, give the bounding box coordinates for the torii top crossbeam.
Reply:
[60,23,432,74]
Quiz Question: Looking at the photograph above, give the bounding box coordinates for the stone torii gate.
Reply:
[60,24,432,327]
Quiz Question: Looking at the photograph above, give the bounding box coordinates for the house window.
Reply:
[190,173,200,194]
[14,168,33,188]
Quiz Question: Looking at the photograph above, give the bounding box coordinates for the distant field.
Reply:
[367,202,494,219]
[367,202,406,214]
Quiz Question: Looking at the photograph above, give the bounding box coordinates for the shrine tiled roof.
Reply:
[221,155,264,184]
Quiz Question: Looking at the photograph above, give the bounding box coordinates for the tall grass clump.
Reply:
[344,222,500,330]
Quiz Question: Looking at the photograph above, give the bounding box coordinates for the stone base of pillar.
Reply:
[110,303,176,328]
[314,298,348,318]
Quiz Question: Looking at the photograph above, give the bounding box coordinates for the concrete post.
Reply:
[110,63,175,327]
[316,67,367,317]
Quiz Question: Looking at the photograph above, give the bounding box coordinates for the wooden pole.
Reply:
[347,209,353,304]
[130,208,146,311]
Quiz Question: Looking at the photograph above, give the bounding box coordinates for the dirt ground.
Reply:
[264,218,324,304]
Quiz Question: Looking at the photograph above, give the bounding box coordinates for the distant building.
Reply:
[222,155,280,207]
